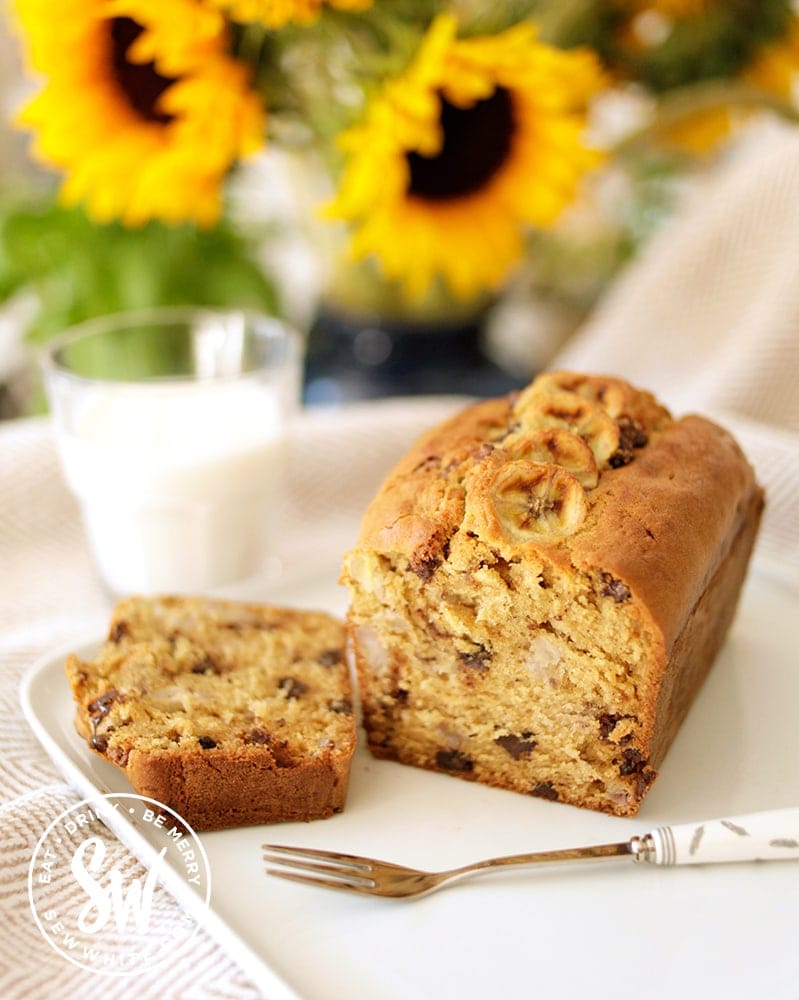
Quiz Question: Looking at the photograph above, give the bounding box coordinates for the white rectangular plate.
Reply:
[21,561,799,1000]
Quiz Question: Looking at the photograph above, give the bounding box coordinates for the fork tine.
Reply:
[263,854,376,885]
[262,843,374,872]
[265,868,376,895]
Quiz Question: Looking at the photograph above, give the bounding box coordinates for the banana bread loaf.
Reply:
[341,370,763,816]
[65,596,355,830]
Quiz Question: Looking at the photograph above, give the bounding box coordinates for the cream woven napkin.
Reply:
[555,121,799,582]
[0,398,463,1000]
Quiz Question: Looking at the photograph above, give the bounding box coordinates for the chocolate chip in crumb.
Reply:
[90,735,108,753]
[318,649,342,668]
[598,713,623,740]
[636,769,656,797]
[247,728,271,744]
[599,571,631,603]
[495,733,537,759]
[411,556,441,582]
[191,656,215,675]
[458,646,491,670]
[198,736,217,749]
[88,689,119,720]
[328,698,353,715]
[391,687,409,704]
[435,749,473,773]
[619,748,647,775]
[278,676,308,699]
[532,781,559,801]
[108,621,130,643]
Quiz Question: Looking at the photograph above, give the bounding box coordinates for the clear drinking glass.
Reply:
[41,308,302,597]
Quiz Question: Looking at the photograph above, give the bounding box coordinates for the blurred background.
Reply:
[2,0,799,415]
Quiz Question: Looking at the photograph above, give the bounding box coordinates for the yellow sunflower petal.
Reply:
[209,0,370,29]
[9,0,266,227]
[327,14,604,300]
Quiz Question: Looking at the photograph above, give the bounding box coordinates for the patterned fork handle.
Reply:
[264,808,799,901]
[636,807,799,865]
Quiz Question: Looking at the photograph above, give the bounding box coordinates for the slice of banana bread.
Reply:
[342,371,764,817]
[65,596,355,831]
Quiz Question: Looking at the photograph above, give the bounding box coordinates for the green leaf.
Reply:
[0,198,281,347]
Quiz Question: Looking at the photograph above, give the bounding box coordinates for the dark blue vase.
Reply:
[303,306,525,404]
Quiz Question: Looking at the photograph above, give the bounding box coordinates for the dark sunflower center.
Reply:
[406,86,515,202]
[109,17,177,125]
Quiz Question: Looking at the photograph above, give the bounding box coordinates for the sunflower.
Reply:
[210,0,371,30]
[326,14,604,301]
[12,0,265,226]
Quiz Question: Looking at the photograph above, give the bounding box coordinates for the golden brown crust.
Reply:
[353,382,758,656]
[342,370,763,816]
[65,596,356,831]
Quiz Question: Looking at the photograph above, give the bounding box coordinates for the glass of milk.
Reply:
[41,308,302,597]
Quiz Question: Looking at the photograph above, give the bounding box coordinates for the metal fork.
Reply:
[263,806,799,898]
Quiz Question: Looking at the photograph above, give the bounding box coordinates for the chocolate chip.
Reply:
[108,621,130,643]
[328,698,352,715]
[458,646,491,670]
[318,649,342,668]
[90,735,108,753]
[600,572,631,603]
[598,713,624,739]
[278,676,308,699]
[473,443,495,460]
[391,687,409,703]
[88,689,119,720]
[191,655,216,675]
[636,769,656,797]
[532,781,559,801]
[198,736,217,749]
[495,732,537,759]
[622,416,649,449]
[411,556,441,581]
[619,748,647,775]
[610,417,648,467]
[247,727,271,744]
[435,749,473,773]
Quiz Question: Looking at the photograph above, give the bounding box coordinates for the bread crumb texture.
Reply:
[65,596,355,830]
[342,370,764,816]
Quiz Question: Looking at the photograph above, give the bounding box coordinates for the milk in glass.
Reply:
[56,380,289,594]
